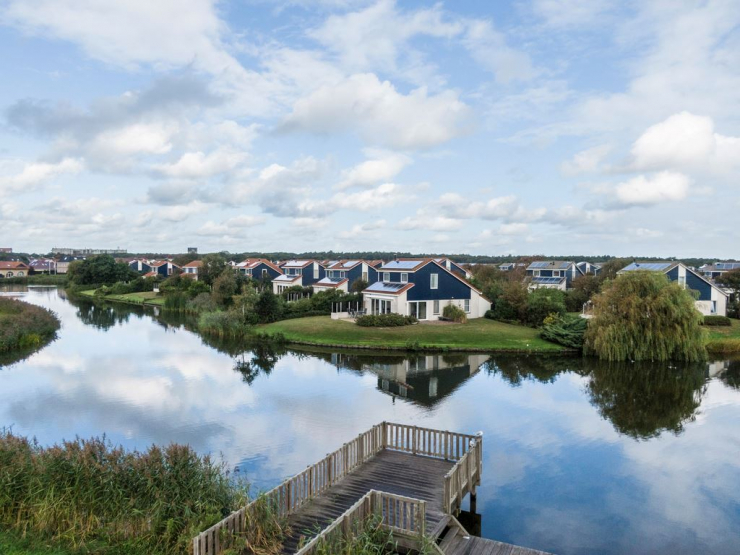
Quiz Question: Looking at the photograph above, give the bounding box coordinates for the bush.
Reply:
[490,281,528,323]
[0,298,60,353]
[109,281,134,295]
[197,310,248,337]
[256,290,283,323]
[163,291,189,310]
[189,279,211,297]
[540,313,588,349]
[356,313,418,327]
[526,288,566,327]
[187,292,218,313]
[442,304,467,323]
[703,315,732,326]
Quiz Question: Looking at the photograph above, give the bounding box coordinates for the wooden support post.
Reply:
[412,425,417,455]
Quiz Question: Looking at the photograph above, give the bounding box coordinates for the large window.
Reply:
[313,264,319,279]
[430,273,438,289]
[409,301,427,320]
[371,298,392,314]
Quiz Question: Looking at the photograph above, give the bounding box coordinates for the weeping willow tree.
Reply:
[584,271,707,362]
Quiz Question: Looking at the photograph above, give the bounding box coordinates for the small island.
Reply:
[0,297,60,359]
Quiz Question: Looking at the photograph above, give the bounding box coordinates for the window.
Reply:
[433,300,440,314]
[534,270,540,277]
[313,264,319,279]
[383,272,390,282]
[464,299,470,313]
[552,270,560,277]
[262,269,268,278]
[401,273,408,283]
[409,301,427,320]
[362,271,368,281]
[430,273,438,289]
[678,275,686,288]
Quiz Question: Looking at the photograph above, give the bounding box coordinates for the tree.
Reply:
[199,254,228,285]
[67,255,136,285]
[350,278,368,293]
[525,287,566,327]
[490,281,528,323]
[172,253,199,267]
[717,268,740,318]
[211,269,238,307]
[255,290,282,323]
[564,274,601,312]
[584,272,706,362]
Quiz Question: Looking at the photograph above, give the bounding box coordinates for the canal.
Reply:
[1,286,739,555]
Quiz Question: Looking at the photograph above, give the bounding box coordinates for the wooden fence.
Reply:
[443,434,483,514]
[295,490,426,555]
[192,422,482,555]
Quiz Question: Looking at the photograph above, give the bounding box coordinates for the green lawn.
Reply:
[259,316,566,352]
[78,290,165,306]
[0,531,75,555]
[706,318,740,354]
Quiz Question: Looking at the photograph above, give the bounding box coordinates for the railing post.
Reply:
[476,432,483,485]
[358,433,364,462]
[419,499,426,538]
[412,425,417,455]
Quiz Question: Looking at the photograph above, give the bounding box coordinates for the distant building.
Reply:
[29,258,57,274]
[618,261,728,316]
[55,255,84,274]
[182,260,203,280]
[525,261,583,290]
[0,248,12,253]
[52,247,127,256]
[0,261,30,278]
[272,260,325,294]
[235,258,283,281]
[188,247,198,254]
[313,260,381,293]
[698,262,740,281]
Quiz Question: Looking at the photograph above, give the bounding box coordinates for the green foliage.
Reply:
[163,292,189,310]
[255,290,283,323]
[306,514,397,555]
[703,315,732,326]
[540,313,588,349]
[355,313,417,327]
[67,255,136,286]
[199,254,228,286]
[350,278,369,293]
[187,292,218,313]
[212,269,238,307]
[0,298,60,353]
[716,267,740,295]
[442,304,467,323]
[197,310,250,337]
[584,272,707,362]
[526,287,566,327]
[489,281,528,322]
[189,279,211,296]
[159,274,190,294]
[0,430,249,555]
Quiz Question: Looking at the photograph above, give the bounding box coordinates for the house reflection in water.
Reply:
[327,352,489,407]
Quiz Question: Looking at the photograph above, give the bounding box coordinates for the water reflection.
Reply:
[2,287,740,555]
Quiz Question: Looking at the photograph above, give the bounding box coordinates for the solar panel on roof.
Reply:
[533,276,564,284]
[365,282,410,293]
[382,261,421,270]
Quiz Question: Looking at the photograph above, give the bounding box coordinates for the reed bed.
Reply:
[0,297,60,353]
[0,431,251,554]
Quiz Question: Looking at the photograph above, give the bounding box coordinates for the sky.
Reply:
[0,0,739,257]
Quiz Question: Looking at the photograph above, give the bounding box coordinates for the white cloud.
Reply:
[532,0,616,28]
[154,149,247,179]
[338,220,387,239]
[397,212,464,232]
[143,201,209,223]
[462,20,536,83]
[331,183,411,211]
[337,149,412,189]
[0,157,83,194]
[281,73,470,149]
[498,223,530,235]
[91,122,176,157]
[613,171,692,207]
[561,144,612,176]
[630,112,740,174]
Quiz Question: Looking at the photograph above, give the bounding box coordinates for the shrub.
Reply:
[163,291,189,310]
[356,313,417,327]
[197,310,248,337]
[188,279,211,297]
[442,304,467,323]
[703,315,732,326]
[0,298,60,353]
[255,290,283,323]
[187,292,218,313]
[212,269,238,307]
[526,288,566,327]
[490,281,528,323]
[109,281,134,295]
[540,313,588,349]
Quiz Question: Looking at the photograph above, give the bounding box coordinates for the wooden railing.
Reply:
[384,422,477,461]
[192,422,482,555]
[443,434,483,514]
[295,490,426,555]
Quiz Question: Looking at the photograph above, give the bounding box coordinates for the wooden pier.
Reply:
[193,422,552,555]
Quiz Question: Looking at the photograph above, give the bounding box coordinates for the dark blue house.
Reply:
[525,261,583,290]
[236,258,283,281]
[313,260,382,292]
[272,260,325,294]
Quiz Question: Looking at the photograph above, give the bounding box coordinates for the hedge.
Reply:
[355,314,418,327]
[703,315,732,326]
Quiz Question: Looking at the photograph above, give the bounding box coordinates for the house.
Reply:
[0,248,11,253]
[525,261,583,290]
[182,260,202,279]
[272,260,325,294]
[55,255,83,274]
[618,261,728,316]
[148,260,180,277]
[397,257,470,279]
[313,260,381,293]
[29,258,56,274]
[128,258,153,273]
[0,261,30,278]
[499,262,516,271]
[361,259,490,320]
[236,259,283,281]
[576,261,601,276]
[699,262,740,281]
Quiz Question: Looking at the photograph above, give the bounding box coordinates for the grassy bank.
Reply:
[706,318,740,354]
[77,289,165,307]
[259,316,566,352]
[0,274,68,286]
[0,431,253,555]
[0,297,60,354]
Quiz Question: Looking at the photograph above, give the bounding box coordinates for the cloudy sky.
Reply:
[0,0,738,257]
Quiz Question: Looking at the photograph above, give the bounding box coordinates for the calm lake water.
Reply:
[2,286,740,555]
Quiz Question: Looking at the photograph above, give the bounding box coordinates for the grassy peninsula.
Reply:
[0,297,60,355]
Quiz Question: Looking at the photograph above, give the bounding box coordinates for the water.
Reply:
[2,287,739,555]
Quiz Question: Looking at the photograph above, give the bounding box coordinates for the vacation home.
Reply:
[361,259,490,320]
[312,260,381,293]
[182,260,202,279]
[525,260,583,290]
[0,261,30,278]
[272,259,325,294]
[235,259,283,281]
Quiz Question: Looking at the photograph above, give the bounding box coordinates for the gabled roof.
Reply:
[238,258,282,273]
[701,262,740,272]
[619,261,728,297]
[377,259,483,296]
[325,259,365,270]
[313,277,349,287]
[273,274,301,283]
[363,281,415,295]
[182,260,202,268]
[380,259,429,271]
[281,259,314,268]
[149,260,180,269]
[0,261,29,270]
[527,260,575,271]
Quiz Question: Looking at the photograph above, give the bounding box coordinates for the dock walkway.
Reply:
[193,422,552,555]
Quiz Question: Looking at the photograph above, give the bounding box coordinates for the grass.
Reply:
[706,318,740,354]
[259,316,566,352]
[0,530,76,554]
[0,297,60,354]
[78,289,165,307]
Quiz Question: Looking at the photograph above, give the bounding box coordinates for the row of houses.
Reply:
[522,259,734,317]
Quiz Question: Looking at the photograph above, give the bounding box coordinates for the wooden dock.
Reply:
[193,422,552,555]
